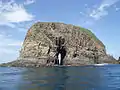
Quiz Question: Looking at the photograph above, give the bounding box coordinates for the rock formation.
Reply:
[118,57,120,64]
[118,57,120,61]
[0,22,117,67]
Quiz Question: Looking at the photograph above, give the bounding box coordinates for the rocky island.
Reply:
[0,22,118,67]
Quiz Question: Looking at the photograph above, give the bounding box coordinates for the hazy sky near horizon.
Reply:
[0,0,120,63]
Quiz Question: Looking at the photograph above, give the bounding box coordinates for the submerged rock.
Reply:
[0,22,118,67]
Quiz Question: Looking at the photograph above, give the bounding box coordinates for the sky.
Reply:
[0,0,120,63]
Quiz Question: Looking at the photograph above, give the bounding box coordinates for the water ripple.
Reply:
[0,65,120,90]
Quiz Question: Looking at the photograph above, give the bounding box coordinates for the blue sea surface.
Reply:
[0,65,120,90]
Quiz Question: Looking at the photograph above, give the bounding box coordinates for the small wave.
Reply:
[93,63,109,66]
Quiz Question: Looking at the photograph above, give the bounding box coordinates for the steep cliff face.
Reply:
[13,22,116,67]
[0,22,117,67]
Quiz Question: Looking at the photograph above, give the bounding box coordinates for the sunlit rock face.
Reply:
[18,22,114,66]
[1,22,117,67]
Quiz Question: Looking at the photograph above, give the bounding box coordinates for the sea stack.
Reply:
[0,22,117,67]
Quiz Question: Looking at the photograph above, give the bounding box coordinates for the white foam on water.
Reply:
[94,63,109,66]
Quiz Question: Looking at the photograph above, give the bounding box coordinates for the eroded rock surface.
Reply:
[0,22,117,67]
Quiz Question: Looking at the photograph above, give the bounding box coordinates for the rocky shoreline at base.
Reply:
[0,58,119,68]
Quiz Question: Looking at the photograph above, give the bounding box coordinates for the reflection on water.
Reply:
[0,65,120,90]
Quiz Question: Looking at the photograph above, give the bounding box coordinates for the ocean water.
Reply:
[0,65,120,90]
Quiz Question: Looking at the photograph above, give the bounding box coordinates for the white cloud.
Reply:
[8,42,22,46]
[80,0,120,27]
[4,7,33,22]
[0,22,16,28]
[17,28,27,32]
[115,7,120,11]
[0,34,22,47]
[89,0,120,20]
[24,0,36,5]
[0,0,35,63]
[84,4,88,7]
[80,12,86,16]
[0,47,19,63]
[84,20,94,26]
[0,34,22,63]
[0,0,34,28]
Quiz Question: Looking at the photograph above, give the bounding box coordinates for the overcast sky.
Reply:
[0,0,120,63]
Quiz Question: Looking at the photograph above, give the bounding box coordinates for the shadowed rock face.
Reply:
[1,22,117,67]
[54,36,66,65]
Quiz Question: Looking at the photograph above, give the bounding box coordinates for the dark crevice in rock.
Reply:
[47,45,51,54]
[46,36,67,66]
[55,46,66,65]
[54,37,66,65]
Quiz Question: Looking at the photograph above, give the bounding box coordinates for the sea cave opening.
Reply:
[55,37,66,65]
[55,46,66,65]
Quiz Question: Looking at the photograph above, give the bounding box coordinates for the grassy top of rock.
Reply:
[79,27,105,48]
